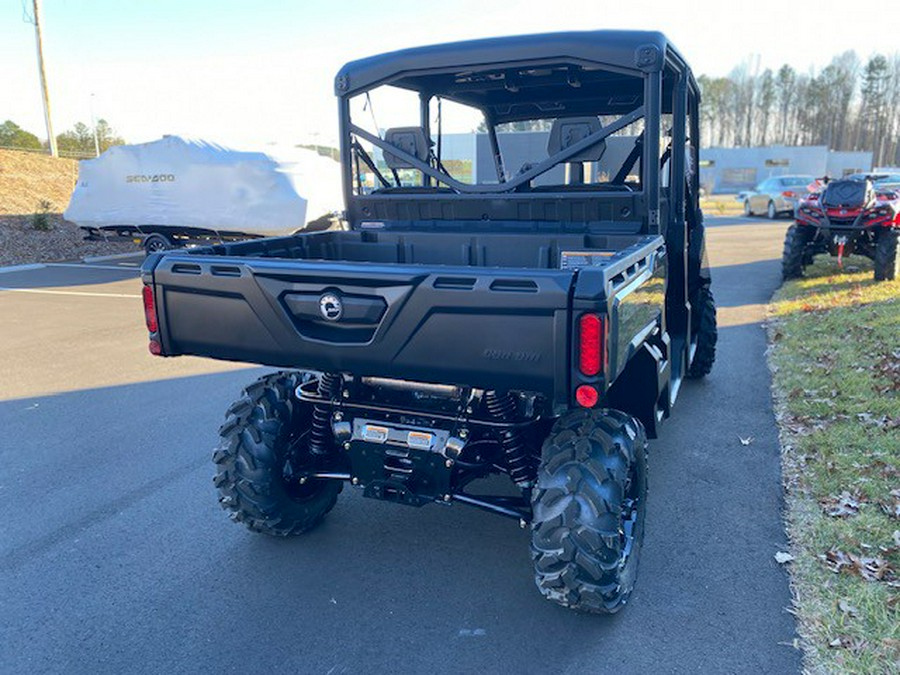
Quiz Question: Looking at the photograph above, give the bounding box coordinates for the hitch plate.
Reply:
[348,419,455,506]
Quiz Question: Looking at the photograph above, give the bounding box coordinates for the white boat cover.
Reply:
[64,136,343,236]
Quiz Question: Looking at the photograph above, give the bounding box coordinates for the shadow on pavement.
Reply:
[0,338,800,674]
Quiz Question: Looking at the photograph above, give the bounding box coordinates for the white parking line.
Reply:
[46,263,141,272]
[0,287,141,299]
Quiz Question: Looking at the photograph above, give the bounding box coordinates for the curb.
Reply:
[0,263,45,275]
[82,252,144,264]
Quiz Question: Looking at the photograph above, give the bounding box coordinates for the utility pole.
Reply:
[31,0,57,157]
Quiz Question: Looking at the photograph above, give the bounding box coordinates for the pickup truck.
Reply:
[141,30,717,614]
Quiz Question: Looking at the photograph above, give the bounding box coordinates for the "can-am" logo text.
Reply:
[125,174,176,183]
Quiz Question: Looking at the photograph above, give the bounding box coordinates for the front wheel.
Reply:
[782,224,809,280]
[531,409,648,614]
[743,200,752,217]
[687,285,717,378]
[874,230,899,281]
[213,371,342,536]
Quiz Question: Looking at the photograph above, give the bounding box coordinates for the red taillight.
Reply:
[149,339,162,355]
[782,191,796,198]
[142,284,158,333]
[579,313,605,376]
[575,385,599,408]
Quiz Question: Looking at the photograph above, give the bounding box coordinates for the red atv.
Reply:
[782,176,900,281]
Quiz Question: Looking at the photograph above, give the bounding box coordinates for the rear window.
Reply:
[781,176,813,187]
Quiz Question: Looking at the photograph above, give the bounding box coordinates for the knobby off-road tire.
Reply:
[213,371,341,536]
[531,409,648,614]
[873,230,900,282]
[781,224,808,280]
[687,284,717,379]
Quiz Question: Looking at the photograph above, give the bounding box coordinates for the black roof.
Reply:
[335,30,690,99]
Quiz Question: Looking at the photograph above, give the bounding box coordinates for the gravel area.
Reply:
[0,214,140,266]
[0,149,141,266]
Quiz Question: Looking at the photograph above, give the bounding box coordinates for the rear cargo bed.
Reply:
[144,229,660,400]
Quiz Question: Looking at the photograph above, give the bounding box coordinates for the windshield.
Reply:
[344,63,652,196]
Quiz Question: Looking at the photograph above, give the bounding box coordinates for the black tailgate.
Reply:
[147,255,575,395]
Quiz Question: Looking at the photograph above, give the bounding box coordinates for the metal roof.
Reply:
[334,30,689,99]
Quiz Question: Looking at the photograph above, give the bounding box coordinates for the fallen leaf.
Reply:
[775,551,794,564]
[821,548,896,582]
[822,491,861,518]
[838,599,859,617]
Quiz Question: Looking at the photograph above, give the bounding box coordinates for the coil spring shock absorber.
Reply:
[484,390,533,488]
[308,372,341,456]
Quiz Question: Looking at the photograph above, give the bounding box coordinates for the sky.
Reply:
[2,0,899,149]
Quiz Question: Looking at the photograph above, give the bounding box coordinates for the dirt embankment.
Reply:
[0,149,138,265]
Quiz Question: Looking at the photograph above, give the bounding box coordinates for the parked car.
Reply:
[846,172,900,194]
[742,175,816,219]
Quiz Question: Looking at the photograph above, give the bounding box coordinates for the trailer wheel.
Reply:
[687,285,717,379]
[213,371,342,537]
[782,224,809,280]
[531,409,648,614]
[873,230,899,281]
[143,233,172,255]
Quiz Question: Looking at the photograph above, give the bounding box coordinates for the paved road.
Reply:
[0,220,801,674]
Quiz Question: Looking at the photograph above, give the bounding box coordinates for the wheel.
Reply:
[782,224,809,280]
[143,233,172,255]
[213,371,342,536]
[743,200,752,217]
[873,230,899,281]
[687,285,717,379]
[766,201,777,219]
[531,409,648,614]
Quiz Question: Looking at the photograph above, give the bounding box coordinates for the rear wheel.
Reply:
[213,371,342,536]
[687,285,717,378]
[782,224,809,280]
[874,230,899,282]
[767,201,777,219]
[531,409,648,614]
[743,200,752,217]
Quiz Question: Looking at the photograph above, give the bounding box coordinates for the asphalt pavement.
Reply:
[0,218,801,674]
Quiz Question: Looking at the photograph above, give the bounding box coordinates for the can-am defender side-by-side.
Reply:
[783,176,900,281]
[141,30,717,613]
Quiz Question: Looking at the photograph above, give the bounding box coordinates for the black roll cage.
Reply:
[348,106,645,195]
[335,31,701,239]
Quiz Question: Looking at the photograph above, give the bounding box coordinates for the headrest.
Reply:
[547,117,606,162]
[382,127,430,169]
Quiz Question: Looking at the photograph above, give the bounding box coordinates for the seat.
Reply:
[546,117,607,163]
[382,127,431,169]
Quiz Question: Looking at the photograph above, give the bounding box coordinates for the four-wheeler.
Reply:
[783,175,900,281]
[141,30,717,613]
